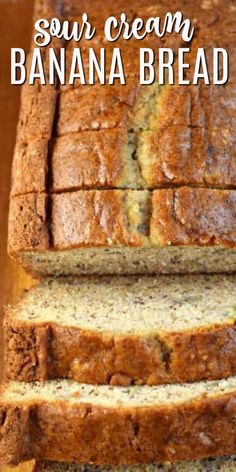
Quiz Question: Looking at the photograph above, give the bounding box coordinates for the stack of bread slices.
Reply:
[2,0,236,471]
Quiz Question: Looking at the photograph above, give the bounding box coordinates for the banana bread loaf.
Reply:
[4,275,236,385]
[8,188,236,275]
[8,0,236,275]
[2,377,236,465]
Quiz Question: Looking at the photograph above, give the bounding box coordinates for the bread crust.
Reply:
[57,82,236,137]
[33,0,63,17]
[1,389,236,465]
[140,127,236,188]
[8,188,236,255]
[8,193,50,253]
[156,84,236,130]
[51,190,148,249]
[151,188,236,248]
[11,139,48,196]
[50,126,236,191]
[11,0,60,197]
[16,81,57,143]
[4,315,236,385]
[51,130,138,192]
[57,81,142,135]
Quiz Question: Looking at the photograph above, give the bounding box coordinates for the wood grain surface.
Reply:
[0,1,36,471]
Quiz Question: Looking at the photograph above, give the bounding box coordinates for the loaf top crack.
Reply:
[7,275,236,333]
[8,188,236,253]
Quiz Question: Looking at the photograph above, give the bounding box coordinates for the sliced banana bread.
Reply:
[33,458,236,472]
[2,378,236,465]
[4,275,236,385]
[9,0,236,276]
[8,188,236,276]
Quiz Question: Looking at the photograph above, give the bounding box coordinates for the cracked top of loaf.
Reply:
[10,0,236,196]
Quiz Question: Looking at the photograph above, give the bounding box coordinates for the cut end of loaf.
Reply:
[13,246,236,277]
[7,275,236,334]
[3,377,236,408]
[8,188,236,277]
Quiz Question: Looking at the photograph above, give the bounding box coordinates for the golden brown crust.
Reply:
[11,78,56,196]
[57,81,141,135]
[50,188,236,249]
[11,140,48,196]
[4,315,236,385]
[12,0,62,197]
[2,390,236,465]
[0,404,32,465]
[140,127,236,188]
[51,190,146,249]
[16,82,57,142]
[8,193,50,253]
[13,120,236,195]
[14,81,236,193]
[51,130,136,192]
[50,126,236,191]
[156,84,236,130]
[151,188,236,248]
[8,0,236,264]
[56,80,236,138]
[8,188,236,256]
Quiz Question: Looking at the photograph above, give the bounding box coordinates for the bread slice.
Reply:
[33,458,236,472]
[4,275,236,385]
[2,377,236,465]
[8,188,236,276]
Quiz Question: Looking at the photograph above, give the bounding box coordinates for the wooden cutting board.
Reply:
[0,1,36,471]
